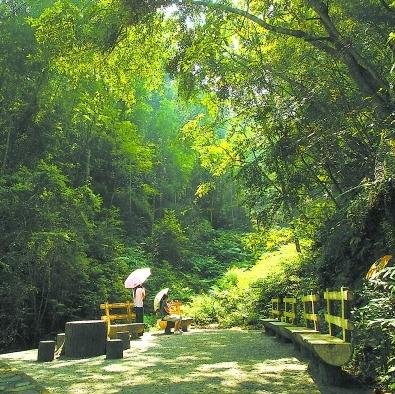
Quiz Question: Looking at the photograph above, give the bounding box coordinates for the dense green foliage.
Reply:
[351,266,395,390]
[1,0,395,391]
[0,0,250,351]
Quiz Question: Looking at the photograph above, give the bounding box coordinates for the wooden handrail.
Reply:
[302,293,319,331]
[283,297,296,324]
[100,301,134,309]
[100,301,136,335]
[270,297,282,319]
[324,287,353,341]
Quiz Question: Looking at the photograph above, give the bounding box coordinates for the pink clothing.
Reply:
[134,287,145,307]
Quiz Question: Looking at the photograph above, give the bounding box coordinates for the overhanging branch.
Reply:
[183,0,337,57]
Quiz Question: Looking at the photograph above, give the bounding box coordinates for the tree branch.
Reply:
[172,0,392,110]
[307,0,390,95]
[184,0,338,57]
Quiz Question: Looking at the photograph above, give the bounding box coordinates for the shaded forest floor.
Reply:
[0,329,372,393]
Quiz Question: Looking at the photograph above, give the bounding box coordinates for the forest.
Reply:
[0,0,394,391]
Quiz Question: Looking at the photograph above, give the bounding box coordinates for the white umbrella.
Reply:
[124,267,151,289]
[154,288,169,311]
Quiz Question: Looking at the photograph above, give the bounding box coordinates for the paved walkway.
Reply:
[0,361,49,393]
[0,329,372,393]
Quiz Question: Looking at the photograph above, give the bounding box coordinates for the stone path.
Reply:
[0,329,373,393]
[0,362,49,393]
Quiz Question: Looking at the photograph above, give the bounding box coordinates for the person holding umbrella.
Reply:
[125,268,151,331]
[154,288,183,334]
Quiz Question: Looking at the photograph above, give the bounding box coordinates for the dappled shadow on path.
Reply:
[115,330,317,394]
[0,329,372,393]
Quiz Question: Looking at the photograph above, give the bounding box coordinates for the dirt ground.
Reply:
[0,329,373,394]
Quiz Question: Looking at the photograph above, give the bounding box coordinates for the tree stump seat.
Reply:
[56,333,65,351]
[293,332,353,385]
[116,331,130,350]
[262,321,289,337]
[180,318,193,332]
[106,339,123,359]
[158,318,193,334]
[293,332,353,366]
[259,317,279,324]
[261,289,354,385]
[163,320,175,334]
[277,325,319,342]
[37,340,55,362]
[260,319,281,336]
[64,320,107,358]
[157,301,193,333]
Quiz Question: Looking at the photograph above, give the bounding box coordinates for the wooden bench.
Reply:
[270,297,282,319]
[274,296,320,342]
[260,297,282,331]
[262,288,354,385]
[100,301,144,339]
[262,297,289,337]
[294,288,353,362]
[157,300,193,334]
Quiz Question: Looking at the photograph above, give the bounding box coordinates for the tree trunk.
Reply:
[2,128,11,173]
[180,0,393,114]
[85,148,91,184]
[127,157,134,215]
[116,331,130,350]
[294,237,302,254]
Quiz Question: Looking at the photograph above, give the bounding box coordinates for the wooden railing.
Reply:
[100,301,135,325]
[283,297,296,324]
[270,297,282,319]
[324,287,353,341]
[168,300,182,315]
[302,293,319,331]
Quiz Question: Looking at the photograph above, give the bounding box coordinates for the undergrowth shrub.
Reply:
[185,242,315,328]
[350,267,395,392]
[183,293,219,326]
[252,259,319,326]
[185,269,254,328]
